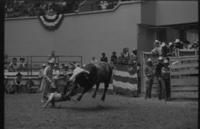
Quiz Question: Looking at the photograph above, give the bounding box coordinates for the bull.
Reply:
[68,62,113,101]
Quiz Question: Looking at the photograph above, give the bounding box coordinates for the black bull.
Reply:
[67,62,113,101]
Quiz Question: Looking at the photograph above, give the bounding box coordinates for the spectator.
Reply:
[161,59,170,101]
[110,51,117,65]
[161,42,169,57]
[174,39,183,49]
[17,57,27,71]
[91,57,98,64]
[168,42,175,56]
[53,63,60,79]
[122,47,130,64]
[100,52,108,62]
[59,64,67,75]
[144,58,154,99]
[12,72,24,93]
[8,57,18,72]
[99,1,109,10]
[129,49,137,64]
[155,56,164,100]
[151,40,162,56]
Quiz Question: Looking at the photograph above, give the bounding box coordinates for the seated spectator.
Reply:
[99,1,109,10]
[91,57,98,64]
[110,51,117,64]
[100,52,108,62]
[17,57,27,71]
[151,40,162,56]
[8,57,18,72]
[10,72,24,93]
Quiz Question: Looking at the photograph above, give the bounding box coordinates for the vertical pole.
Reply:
[31,56,32,77]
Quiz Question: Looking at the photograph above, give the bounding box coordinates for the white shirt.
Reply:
[69,67,90,81]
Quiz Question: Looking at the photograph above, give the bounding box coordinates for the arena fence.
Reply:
[141,51,199,99]
[113,64,138,97]
[177,49,199,56]
[169,56,198,100]
[4,55,82,89]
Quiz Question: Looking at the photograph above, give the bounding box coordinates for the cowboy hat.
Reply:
[48,58,55,64]
[16,72,22,77]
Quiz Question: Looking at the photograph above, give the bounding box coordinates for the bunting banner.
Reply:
[39,13,64,30]
[113,65,138,97]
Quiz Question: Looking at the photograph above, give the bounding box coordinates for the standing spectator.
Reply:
[129,49,137,64]
[155,56,164,100]
[144,58,154,99]
[174,39,183,49]
[53,63,60,79]
[100,52,108,62]
[110,51,117,65]
[8,57,18,72]
[59,64,67,75]
[161,42,169,57]
[151,40,162,56]
[122,48,130,64]
[168,42,175,56]
[91,57,98,64]
[161,59,170,101]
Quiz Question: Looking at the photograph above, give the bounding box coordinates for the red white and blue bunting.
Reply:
[113,65,138,97]
[39,13,64,31]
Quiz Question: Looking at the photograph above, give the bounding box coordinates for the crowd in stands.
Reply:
[91,47,137,66]
[5,0,137,18]
[5,56,28,72]
[151,39,199,57]
[5,0,84,18]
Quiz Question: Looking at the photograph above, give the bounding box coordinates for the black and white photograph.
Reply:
[3,0,198,129]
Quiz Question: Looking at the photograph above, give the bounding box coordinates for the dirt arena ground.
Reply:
[5,92,198,129]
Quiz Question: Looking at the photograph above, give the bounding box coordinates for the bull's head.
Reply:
[66,68,92,98]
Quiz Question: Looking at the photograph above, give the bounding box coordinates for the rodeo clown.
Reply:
[40,58,57,103]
